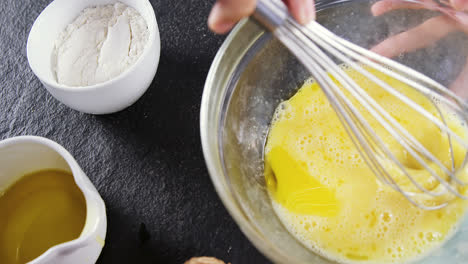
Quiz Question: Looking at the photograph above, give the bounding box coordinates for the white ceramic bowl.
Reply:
[0,136,107,264]
[27,0,161,114]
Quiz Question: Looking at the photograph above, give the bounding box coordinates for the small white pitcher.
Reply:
[0,136,107,264]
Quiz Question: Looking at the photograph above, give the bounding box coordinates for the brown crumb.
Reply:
[184,256,230,264]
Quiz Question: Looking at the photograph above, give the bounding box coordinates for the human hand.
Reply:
[370,0,468,98]
[208,0,316,34]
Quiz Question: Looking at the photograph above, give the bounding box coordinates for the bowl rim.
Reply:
[200,18,298,264]
[26,0,160,92]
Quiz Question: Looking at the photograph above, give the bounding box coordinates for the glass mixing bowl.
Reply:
[200,0,468,263]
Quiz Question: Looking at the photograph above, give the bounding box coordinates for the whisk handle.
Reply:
[253,0,288,31]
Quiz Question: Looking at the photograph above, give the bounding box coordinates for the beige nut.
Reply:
[184,256,229,264]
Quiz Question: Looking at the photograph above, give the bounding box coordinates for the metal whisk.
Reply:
[254,0,468,210]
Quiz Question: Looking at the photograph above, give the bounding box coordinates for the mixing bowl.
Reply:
[200,0,468,263]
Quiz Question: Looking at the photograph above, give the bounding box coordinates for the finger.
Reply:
[450,56,468,99]
[285,0,316,24]
[208,0,257,34]
[371,0,427,16]
[450,0,468,11]
[371,16,457,58]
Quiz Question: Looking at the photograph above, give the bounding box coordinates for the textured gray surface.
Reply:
[0,0,271,263]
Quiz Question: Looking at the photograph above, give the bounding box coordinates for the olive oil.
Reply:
[0,170,86,264]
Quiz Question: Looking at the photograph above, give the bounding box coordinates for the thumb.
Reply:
[285,0,316,24]
[208,0,257,34]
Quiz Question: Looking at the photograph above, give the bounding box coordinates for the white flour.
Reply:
[53,2,149,87]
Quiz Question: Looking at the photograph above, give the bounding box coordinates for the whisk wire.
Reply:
[298,22,467,191]
[277,26,449,209]
[257,0,468,209]
[304,21,468,188]
[278,24,411,194]
[305,22,468,150]
[308,20,468,110]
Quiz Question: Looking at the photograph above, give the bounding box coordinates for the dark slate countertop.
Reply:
[0,0,271,263]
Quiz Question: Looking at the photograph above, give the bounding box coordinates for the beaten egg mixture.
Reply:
[264,67,468,263]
